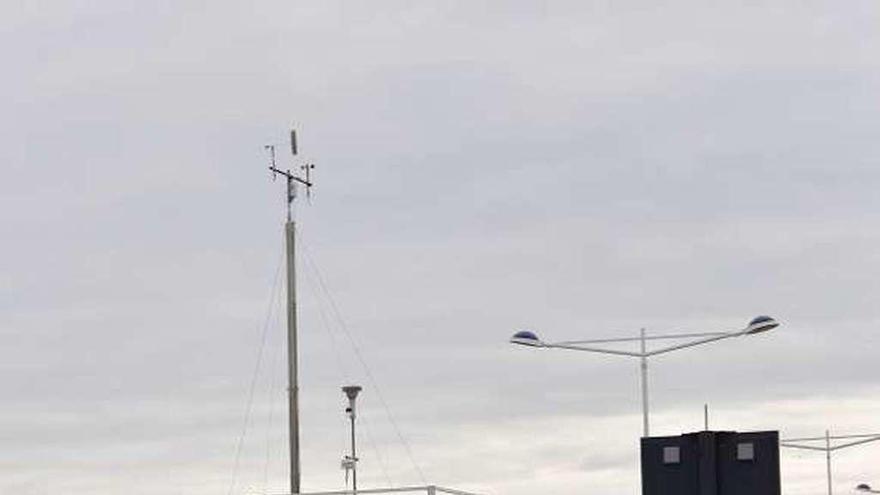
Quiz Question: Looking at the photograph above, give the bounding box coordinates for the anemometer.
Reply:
[265,129,315,219]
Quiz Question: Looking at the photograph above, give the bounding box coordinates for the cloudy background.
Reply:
[3,1,880,494]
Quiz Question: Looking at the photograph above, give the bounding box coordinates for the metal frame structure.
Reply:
[780,431,880,495]
[292,486,483,495]
[510,316,779,437]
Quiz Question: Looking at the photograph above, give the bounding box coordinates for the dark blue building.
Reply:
[641,430,781,495]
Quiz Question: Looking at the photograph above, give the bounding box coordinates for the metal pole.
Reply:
[287,220,301,494]
[640,328,649,437]
[826,430,832,495]
[704,404,709,431]
[351,412,358,492]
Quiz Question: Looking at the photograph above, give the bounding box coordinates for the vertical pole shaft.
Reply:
[640,328,649,438]
[286,221,301,495]
[704,404,709,431]
[351,414,358,493]
[826,430,832,495]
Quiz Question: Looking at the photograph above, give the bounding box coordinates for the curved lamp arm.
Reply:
[543,342,643,358]
[526,316,778,359]
[645,329,746,357]
[543,328,747,359]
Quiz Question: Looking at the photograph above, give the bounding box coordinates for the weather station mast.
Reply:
[265,129,315,495]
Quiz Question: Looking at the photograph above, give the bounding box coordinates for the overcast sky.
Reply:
[3,1,880,494]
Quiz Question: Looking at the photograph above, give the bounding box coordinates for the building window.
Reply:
[663,446,680,464]
[737,442,755,461]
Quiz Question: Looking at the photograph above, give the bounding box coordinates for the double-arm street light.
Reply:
[510,315,779,437]
[781,431,880,495]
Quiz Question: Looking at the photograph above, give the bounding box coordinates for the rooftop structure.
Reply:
[641,430,781,495]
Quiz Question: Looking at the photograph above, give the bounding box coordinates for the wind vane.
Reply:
[265,128,315,220]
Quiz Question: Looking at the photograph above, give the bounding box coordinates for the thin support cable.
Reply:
[263,285,285,494]
[360,410,395,487]
[303,266,354,382]
[227,246,285,495]
[301,254,395,488]
[298,232,428,485]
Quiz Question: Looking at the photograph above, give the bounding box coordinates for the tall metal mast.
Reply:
[266,129,315,495]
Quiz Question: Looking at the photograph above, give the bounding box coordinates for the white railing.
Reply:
[292,486,483,495]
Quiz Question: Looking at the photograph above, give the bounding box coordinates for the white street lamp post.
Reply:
[510,316,779,438]
[780,431,880,495]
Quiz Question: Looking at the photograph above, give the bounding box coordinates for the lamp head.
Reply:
[342,385,362,401]
[856,484,873,493]
[510,330,543,347]
[745,315,779,335]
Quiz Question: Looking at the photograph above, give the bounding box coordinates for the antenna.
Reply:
[704,404,709,431]
[302,163,315,202]
[267,127,316,220]
[264,145,277,177]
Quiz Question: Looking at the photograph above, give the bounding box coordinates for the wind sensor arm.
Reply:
[266,128,316,219]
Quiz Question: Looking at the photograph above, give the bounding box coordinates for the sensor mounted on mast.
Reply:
[266,128,316,219]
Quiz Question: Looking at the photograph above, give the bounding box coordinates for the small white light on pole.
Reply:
[342,385,362,493]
